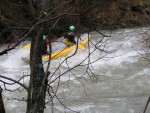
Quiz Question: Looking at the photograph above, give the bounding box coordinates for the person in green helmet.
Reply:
[64,26,76,46]
[42,35,49,55]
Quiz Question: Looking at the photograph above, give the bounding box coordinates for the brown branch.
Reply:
[0,14,27,26]
[143,96,150,113]
[0,24,36,55]
[0,75,28,91]
[0,3,80,56]
[43,0,74,19]
[81,0,109,15]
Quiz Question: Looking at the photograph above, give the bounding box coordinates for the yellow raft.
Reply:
[22,33,90,63]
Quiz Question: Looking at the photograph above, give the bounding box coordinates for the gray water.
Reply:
[0,27,150,113]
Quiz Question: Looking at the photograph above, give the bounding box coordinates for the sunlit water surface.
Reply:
[0,27,150,113]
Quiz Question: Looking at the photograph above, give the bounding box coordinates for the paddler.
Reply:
[64,26,76,47]
[42,35,49,55]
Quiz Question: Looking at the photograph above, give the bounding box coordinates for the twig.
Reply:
[143,96,150,113]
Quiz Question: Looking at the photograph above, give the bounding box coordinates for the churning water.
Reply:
[0,27,150,113]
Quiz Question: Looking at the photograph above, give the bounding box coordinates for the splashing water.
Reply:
[0,27,150,113]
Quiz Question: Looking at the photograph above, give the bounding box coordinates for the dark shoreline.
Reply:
[0,0,150,43]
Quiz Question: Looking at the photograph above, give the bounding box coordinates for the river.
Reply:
[0,27,150,113]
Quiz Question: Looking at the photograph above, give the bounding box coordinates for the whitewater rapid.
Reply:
[0,27,150,113]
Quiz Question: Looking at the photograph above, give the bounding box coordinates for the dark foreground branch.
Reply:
[143,96,150,113]
[0,75,28,91]
[0,87,5,113]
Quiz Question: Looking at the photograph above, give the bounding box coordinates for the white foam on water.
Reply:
[105,51,138,66]
[0,27,150,113]
[47,49,88,70]
[0,48,29,69]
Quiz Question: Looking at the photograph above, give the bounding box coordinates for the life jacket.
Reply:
[42,40,48,55]
[64,32,76,46]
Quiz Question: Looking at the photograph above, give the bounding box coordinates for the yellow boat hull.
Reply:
[22,34,90,63]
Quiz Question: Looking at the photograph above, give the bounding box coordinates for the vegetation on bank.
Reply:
[0,0,150,43]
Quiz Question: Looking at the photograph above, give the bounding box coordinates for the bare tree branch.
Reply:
[0,75,28,91]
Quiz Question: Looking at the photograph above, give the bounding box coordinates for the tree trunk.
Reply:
[26,0,50,112]
[26,26,47,113]
[0,87,5,113]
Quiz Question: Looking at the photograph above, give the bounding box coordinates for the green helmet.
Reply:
[43,35,48,41]
[69,26,75,31]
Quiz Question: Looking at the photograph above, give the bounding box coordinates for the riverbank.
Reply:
[0,0,150,43]
[95,0,150,30]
